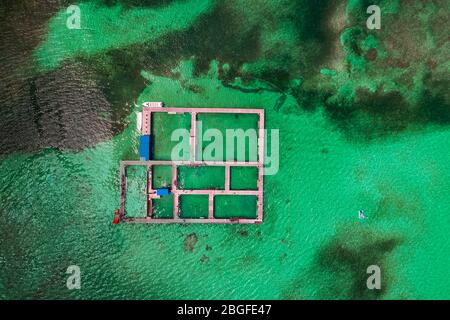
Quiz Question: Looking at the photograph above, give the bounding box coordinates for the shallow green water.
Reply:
[1,0,449,299]
[180,195,209,219]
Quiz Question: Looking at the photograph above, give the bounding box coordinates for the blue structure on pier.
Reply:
[156,188,171,196]
[139,135,151,161]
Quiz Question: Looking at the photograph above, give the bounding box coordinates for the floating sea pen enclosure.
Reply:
[114,103,265,224]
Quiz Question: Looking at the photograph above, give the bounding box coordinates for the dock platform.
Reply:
[116,106,265,224]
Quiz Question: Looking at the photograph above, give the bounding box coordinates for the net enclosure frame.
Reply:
[118,107,265,224]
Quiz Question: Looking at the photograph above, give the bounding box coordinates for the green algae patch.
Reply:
[151,112,191,160]
[179,195,209,219]
[311,226,402,300]
[35,0,214,70]
[152,165,172,189]
[178,166,225,190]
[230,166,258,190]
[139,59,288,110]
[124,165,147,217]
[153,194,174,218]
[214,195,257,219]
[320,68,337,77]
[197,112,259,162]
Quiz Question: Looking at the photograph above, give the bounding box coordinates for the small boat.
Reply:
[358,210,366,219]
[113,209,121,224]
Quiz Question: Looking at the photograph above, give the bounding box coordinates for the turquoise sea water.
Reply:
[1,0,449,299]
